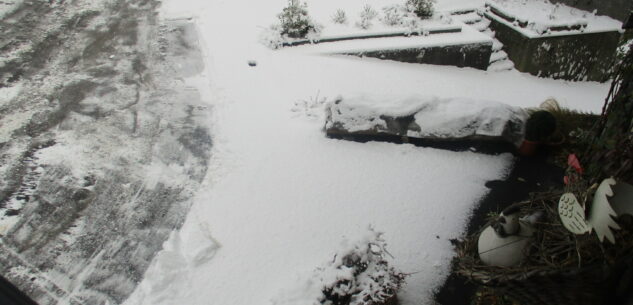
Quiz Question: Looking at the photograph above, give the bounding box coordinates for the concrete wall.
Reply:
[550,0,632,22]
[340,42,493,70]
[488,16,621,82]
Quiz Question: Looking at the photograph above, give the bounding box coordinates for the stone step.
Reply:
[482,28,495,37]
[488,59,515,72]
[471,18,491,31]
[451,11,482,24]
[490,50,508,63]
[492,39,503,52]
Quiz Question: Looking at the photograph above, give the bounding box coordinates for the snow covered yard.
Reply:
[125,0,611,305]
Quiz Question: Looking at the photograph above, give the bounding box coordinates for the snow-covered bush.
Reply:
[259,25,286,49]
[356,5,379,29]
[272,228,405,305]
[406,0,435,19]
[381,5,406,26]
[278,0,320,38]
[377,4,426,33]
[332,9,348,24]
[317,229,406,305]
[261,0,322,48]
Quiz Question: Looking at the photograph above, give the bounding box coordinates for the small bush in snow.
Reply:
[317,229,406,305]
[278,0,319,39]
[381,5,407,26]
[260,25,285,49]
[406,0,435,19]
[332,9,348,24]
[356,5,379,29]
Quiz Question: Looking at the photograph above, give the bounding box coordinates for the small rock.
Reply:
[247,60,257,67]
[72,189,91,201]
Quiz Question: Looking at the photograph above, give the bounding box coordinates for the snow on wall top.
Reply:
[286,25,491,54]
[485,0,622,37]
[316,16,461,39]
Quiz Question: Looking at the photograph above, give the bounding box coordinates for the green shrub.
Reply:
[278,0,316,38]
[406,0,435,19]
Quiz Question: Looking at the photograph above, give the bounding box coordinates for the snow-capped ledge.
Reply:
[484,0,622,38]
[325,95,528,145]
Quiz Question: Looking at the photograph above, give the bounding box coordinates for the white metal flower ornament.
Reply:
[559,178,633,244]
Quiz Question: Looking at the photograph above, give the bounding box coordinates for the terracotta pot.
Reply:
[518,140,539,156]
[546,130,565,146]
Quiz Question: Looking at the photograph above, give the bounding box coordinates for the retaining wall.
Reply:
[339,42,493,70]
[488,16,621,82]
[550,0,632,22]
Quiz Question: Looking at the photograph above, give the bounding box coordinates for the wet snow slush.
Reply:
[0,1,211,304]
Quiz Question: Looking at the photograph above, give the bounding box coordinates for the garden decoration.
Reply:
[456,192,633,305]
[455,47,633,305]
[477,205,536,267]
[559,178,633,244]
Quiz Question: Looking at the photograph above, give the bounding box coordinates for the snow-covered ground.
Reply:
[125,1,610,305]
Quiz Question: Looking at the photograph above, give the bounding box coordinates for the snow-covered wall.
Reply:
[488,15,620,82]
[550,0,632,22]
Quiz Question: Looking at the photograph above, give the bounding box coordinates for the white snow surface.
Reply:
[125,0,611,305]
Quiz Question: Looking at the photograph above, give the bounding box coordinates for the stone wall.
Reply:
[488,16,621,82]
[339,42,492,70]
[550,0,632,22]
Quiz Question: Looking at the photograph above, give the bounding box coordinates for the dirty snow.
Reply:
[125,1,610,305]
[0,0,22,19]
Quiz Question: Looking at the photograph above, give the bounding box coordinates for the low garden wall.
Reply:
[338,42,492,70]
[487,15,621,82]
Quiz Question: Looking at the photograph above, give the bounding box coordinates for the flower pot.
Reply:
[518,140,539,156]
[546,130,565,146]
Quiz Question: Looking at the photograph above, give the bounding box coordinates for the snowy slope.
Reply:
[125,1,610,305]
